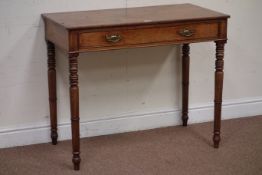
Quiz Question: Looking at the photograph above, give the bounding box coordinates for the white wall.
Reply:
[0,0,262,148]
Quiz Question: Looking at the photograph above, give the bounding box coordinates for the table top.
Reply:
[42,3,229,30]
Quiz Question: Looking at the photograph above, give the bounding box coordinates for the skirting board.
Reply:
[0,97,262,148]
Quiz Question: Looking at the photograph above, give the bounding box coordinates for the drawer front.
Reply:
[78,22,219,50]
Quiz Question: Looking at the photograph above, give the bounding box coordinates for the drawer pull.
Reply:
[105,34,122,43]
[178,29,195,37]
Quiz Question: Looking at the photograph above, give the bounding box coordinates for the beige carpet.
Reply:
[0,116,261,175]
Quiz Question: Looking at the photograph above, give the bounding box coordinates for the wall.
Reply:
[0,0,262,148]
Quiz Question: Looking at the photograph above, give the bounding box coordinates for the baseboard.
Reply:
[0,97,262,148]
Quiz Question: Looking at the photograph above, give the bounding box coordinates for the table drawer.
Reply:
[78,22,219,50]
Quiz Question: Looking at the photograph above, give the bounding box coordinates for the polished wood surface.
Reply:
[78,22,219,51]
[47,41,58,145]
[43,4,229,170]
[182,44,190,126]
[42,4,229,53]
[42,4,229,29]
[214,40,226,148]
[68,53,81,170]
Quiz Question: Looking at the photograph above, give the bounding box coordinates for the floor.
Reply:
[0,116,261,175]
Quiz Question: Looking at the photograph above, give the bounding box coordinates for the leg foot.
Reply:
[51,129,58,145]
[213,132,220,148]
[72,153,81,170]
[182,117,188,127]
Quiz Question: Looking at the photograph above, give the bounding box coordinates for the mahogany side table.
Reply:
[42,3,230,170]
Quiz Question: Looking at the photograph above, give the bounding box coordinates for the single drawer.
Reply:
[78,22,219,50]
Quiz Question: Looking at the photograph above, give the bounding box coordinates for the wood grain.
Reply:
[42,4,229,30]
[68,53,81,170]
[213,40,226,148]
[44,20,68,51]
[43,4,229,52]
[78,22,219,51]
[47,41,58,145]
[182,44,190,126]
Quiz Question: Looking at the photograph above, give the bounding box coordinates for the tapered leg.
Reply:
[47,41,58,145]
[213,40,226,148]
[182,44,190,126]
[69,53,81,170]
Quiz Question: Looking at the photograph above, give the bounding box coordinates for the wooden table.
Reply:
[42,3,229,170]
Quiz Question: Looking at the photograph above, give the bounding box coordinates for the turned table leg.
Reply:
[213,40,226,148]
[69,53,81,170]
[47,41,58,145]
[182,44,190,126]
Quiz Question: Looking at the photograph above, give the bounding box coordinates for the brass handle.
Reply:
[178,29,195,37]
[105,34,122,43]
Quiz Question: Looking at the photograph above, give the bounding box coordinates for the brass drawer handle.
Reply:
[178,29,195,37]
[105,34,122,43]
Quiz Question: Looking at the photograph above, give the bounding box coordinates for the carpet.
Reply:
[0,116,261,175]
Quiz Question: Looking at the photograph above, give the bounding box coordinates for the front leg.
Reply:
[69,53,81,170]
[213,40,226,148]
